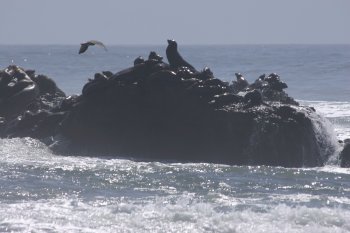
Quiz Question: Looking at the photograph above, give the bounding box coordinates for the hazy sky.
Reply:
[0,0,349,45]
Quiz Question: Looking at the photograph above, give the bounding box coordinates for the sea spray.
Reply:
[302,107,340,165]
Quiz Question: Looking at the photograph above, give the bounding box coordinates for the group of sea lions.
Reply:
[78,38,293,107]
[126,39,295,107]
[0,66,39,118]
[80,39,273,110]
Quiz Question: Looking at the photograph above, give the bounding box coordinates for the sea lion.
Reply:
[229,73,249,93]
[265,73,288,91]
[134,56,145,66]
[82,76,109,98]
[32,74,65,95]
[194,67,214,81]
[102,71,113,78]
[148,51,163,62]
[258,73,266,81]
[244,90,263,106]
[89,73,108,82]
[235,73,249,87]
[0,66,39,101]
[210,93,243,107]
[248,74,267,90]
[166,39,196,72]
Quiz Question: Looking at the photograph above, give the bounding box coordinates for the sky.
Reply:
[0,0,349,45]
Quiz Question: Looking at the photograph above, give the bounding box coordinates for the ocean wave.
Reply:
[0,195,349,233]
[299,100,350,118]
[299,100,350,141]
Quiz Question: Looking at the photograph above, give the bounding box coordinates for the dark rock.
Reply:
[53,95,80,112]
[2,110,65,139]
[340,141,350,167]
[0,43,338,168]
[31,111,66,138]
[53,60,335,167]
[204,78,226,87]
[209,93,243,107]
[32,74,65,96]
[176,66,195,79]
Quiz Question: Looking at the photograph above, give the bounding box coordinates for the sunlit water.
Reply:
[0,45,349,232]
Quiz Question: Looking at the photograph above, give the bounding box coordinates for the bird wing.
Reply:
[88,40,108,51]
[79,43,89,54]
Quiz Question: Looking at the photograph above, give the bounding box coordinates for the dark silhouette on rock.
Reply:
[148,51,163,62]
[0,66,65,119]
[134,56,145,66]
[0,66,66,138]
[166,39,197,72]
[0,40,339,167]
[231,73,249,92]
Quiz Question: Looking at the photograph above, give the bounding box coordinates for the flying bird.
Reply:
[79,40,107,54]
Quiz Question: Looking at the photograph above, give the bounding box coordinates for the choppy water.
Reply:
[0,45,350,232]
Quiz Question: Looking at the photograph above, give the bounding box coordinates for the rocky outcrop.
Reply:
[0,65,39,118]
[0,43,338,167]
[340,139,350,167]
[0,65,66,138]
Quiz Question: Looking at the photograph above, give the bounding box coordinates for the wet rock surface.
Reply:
[0,65,66,138]
[0,43,338,167]
[340,139,350,167]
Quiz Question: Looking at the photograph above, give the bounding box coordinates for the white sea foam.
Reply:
[0,195,349,233]
[300,100,350,141]
[299,101,350,118]
[1,138,350,232]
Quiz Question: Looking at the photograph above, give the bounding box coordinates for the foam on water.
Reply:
[300,101,350,118]
[300,100,350,141]
[1,138,350,232]
[1,195,350,232]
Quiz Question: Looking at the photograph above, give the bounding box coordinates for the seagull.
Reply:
[79,40,107,54]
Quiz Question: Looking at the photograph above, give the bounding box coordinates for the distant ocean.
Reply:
[0,45,350,232]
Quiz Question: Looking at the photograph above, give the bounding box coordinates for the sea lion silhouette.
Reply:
[166,39,196,72]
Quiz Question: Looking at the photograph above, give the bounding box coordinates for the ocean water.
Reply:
[0,45,350,232]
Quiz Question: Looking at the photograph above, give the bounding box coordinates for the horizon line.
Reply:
[0,43,350,46]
